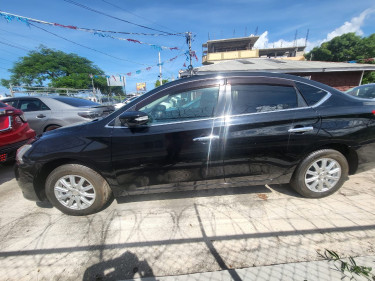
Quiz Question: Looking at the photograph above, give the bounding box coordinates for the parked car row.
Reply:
[1,96,115,135]
[14,72,375,216]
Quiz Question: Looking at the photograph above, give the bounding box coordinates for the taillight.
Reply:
[372,110,375,115]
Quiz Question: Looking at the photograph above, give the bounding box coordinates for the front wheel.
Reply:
[290,149,349,198]
[45,164,113,216]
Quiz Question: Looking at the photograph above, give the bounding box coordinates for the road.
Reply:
[0,162,375,280]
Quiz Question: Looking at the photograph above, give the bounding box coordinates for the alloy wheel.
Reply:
[54,175,96,210]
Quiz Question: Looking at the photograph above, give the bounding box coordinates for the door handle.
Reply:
[37,114,46,118]
[288,126,314,133]
[193,135,220,142]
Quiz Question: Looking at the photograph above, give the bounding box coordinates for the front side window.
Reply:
[138,87,219,124]
[231,84,299,115]
[19,99,50,112]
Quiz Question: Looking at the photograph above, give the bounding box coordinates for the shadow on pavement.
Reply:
[83,251,155,281]
[117,184,273,204]
[0,161,15,185]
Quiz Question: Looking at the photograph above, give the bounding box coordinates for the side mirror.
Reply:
[119,111,149,127]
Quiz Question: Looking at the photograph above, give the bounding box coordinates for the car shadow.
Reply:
[268,183,304,198]
[117,184,274,204]
[0,161,15,185]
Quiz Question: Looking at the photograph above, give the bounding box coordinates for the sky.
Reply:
[0,0,374,95]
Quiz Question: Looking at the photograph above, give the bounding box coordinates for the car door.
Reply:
[18,98,52,134]
[221,76,321,185]
[110,78,226,196]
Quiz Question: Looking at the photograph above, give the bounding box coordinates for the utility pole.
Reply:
[158,51,163,86]
[186,32,193,75]
[89,74,97,102]
[9,83,14,97]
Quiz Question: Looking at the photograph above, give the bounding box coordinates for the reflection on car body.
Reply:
[14,72,375,216]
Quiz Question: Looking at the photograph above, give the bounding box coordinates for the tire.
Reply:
[44,125,61,132]
[45,164,112,216]
[290,149,349,198]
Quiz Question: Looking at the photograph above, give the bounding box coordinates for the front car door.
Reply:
[110,78,226,196]
[222,76,322,185]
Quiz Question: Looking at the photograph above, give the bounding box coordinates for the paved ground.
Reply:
[1,162,375,281]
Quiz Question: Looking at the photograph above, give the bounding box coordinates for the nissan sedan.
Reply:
[15,72,375,215]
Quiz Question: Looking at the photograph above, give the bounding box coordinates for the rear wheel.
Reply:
[45,164,112,216]
[44,124,61,132]
[291,149,349,198]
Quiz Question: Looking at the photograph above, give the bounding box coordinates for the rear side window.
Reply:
[2,99,17,107]
[231,84,298,115]
[19,99,50,112]
[296,82,327,106]
[53,97,100,107]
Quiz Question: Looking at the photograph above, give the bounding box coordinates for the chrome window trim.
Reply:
[0,116,12,132]
[107,105,316,129]
[106,75,333,128]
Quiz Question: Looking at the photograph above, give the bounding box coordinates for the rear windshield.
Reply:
[0,102,6,107]
[53,97,100,107]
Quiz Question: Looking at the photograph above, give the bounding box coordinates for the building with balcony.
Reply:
[202,36,306,65]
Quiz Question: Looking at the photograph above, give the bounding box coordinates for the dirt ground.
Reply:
[0,162,375,280]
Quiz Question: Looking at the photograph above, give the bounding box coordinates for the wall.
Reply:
[293,71,363,91]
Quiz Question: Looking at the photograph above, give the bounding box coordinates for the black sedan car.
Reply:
[15,72,375,215]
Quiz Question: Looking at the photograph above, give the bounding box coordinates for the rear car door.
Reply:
[110,78,226,196]
[18,98,52,134]
[222,76,322,185]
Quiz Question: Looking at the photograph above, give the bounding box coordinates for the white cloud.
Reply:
[325,8,374,41]
[253,8,375,52]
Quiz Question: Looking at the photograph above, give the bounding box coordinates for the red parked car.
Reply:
[0,101,35,163]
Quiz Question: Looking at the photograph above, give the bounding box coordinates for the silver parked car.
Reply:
[1,96,114,135]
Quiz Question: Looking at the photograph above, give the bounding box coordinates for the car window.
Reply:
[0,102,7,107]
[296,82,327,106]
[52,97,100,107]
[231,84,299,115]
[348,85,375,99]
[19,99,50,112]
[139,87,219,124]
[2,99,17,107]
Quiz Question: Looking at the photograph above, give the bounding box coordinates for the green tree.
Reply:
[305,33,375,84]
[155,79,169,87]
[1,45,124,95]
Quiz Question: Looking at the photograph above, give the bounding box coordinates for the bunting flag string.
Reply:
[0,11,182,50]
[90,52,189,79]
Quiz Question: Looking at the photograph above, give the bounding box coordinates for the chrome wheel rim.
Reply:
[54,175,96,210]
[304,158,341,193]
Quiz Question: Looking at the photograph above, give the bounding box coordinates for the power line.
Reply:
[0,10,182,37]
[101,0,179,34]
[0,40,29,52]
[30,23,147,66]
[62,0,182,36]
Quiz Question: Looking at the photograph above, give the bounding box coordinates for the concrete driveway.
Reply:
[0,162,375,280]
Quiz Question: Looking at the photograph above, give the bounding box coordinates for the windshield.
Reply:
[53,97,100,107]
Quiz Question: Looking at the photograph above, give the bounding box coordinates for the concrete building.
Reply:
[202,36,306,65]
